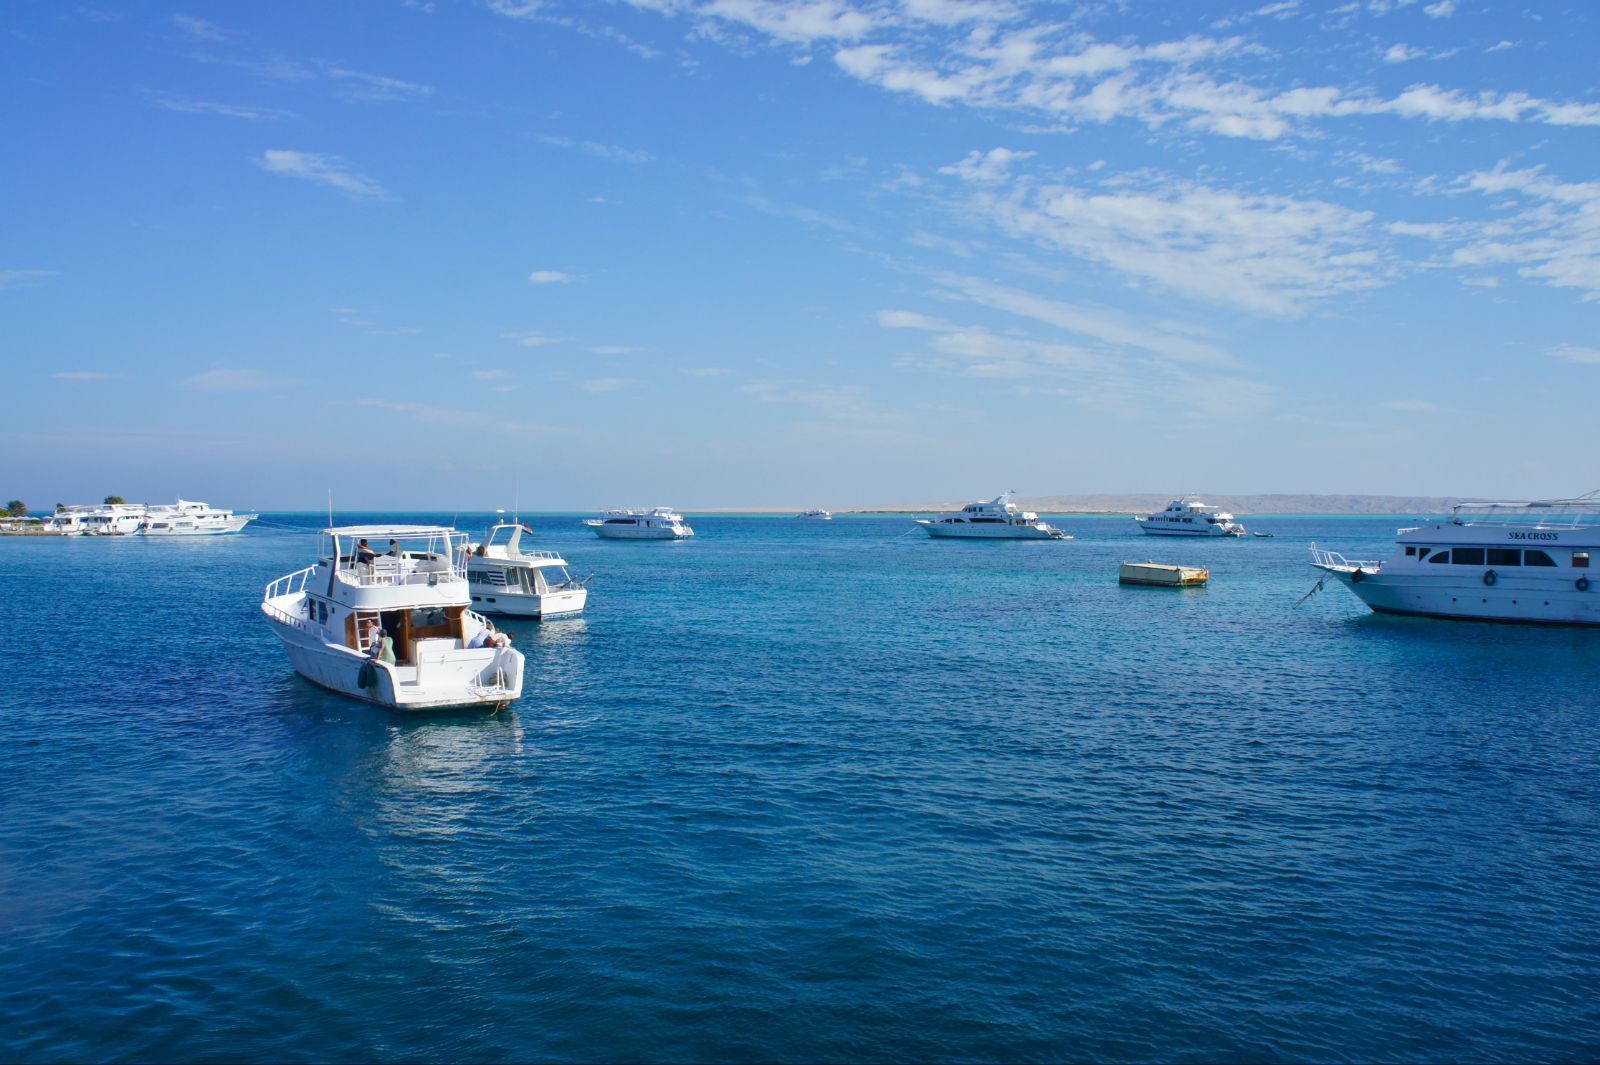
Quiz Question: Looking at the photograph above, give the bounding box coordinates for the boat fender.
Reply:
[358,661,375,689]
[1482,569,1497,587]
[1578,576,1591,592]
[1350,567,1363,583]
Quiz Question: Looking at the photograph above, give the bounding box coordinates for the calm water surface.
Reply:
[2,514,1597,1062]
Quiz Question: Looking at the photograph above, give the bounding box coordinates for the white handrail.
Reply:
[264,564,317,600]
[1310,543,1381,570]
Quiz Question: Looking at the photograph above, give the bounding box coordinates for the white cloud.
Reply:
[949,170,1381,317]
[1423,0,1456,16]
[0,269,57,290]
[1383,43,1417,63]
[1451,163,1600,301]
[528,270,571,284]
[1486,40,1516,53]
[151,95,295,120]
[538,135,655,164]
[937,147,1034,184]
[255,150,393,201]
[700,0,881,43]
[501,330,565,347]
[52,371,119,381]
[361,398,551,435]
[173,14,229,41]
[581,377,644,392]
[323,67,434,103]
[1549,344,1600,364]
[182,368,294,392]
[741,379,903,425]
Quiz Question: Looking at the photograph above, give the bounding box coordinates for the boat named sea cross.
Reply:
[261,524,525,711]
[1310,493,1600,625]
[462,522,589,619]
[916,493,1070,539]
[583,507,694,539]
[1135,498,1245,537]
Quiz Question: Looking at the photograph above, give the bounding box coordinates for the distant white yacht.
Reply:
[1311,494,1600,626]
[261,524,524,711]
[1135,498,1245,537]
[916,493,1070,539]
[797,508,832,520]
[462,522,589,620]
[138,499,254,535]
[44,502,147,535]
[583,507,694,540]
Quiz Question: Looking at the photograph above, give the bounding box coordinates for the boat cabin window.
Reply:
[1574,551,1590,569]
[1428,550,1451,564]
[1486,548,1521,567]
[1452,547,1486,566]
[1404,546,1415,556]
[1524,549,1557,567]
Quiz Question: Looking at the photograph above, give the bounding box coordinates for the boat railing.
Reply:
[1451,494,1600,529]
[1310,543,1380,570]
[339,560,464,588]
[264,564,318,600]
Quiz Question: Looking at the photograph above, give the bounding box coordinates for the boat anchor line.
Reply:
[1293,578,1326,608]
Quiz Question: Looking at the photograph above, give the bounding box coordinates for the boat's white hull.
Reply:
[1312,564,1600,626]
[470,587,587,619]
[586,524,693,540]
[919,522,1067,539]
[140,514,255,536]
[263,605,524,710]
[1137,523,1241,537]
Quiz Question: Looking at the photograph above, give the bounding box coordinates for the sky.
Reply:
[3,0,1598,510]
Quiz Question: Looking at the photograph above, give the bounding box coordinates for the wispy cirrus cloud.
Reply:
[1549,344,1600,364]
[0,269,58,291]
[52,371,120,381]
[528,270,571,284]
[172,13,229,42]
[150,94,296,121]
[538,134,654,164]
[580,377,644,393]
[360,398,553,435]
[182,367,296,392]
[255,149,394,201]
[501,330,565,347]
[324,67,433,103]
[940,159,1381,317]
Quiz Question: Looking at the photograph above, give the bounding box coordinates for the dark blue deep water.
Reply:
[2,514,1598,1063]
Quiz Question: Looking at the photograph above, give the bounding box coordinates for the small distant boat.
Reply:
[583,507,694,540]
[1251,531,1275,538]
[462,522,589,620]
[796,508,832,520]
[1119,561,1209,587]
[916,493,1070,540]
[261,524,524,711]
[1135,498,1245,537]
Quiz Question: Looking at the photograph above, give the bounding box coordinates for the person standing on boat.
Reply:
[377,629,396,665]
[387,539,402,558]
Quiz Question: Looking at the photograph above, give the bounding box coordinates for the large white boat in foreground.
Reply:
[1135,498,1245,537]
[139,499,255,535]
[1310,494,1600,625]
[916,493,1070,539]
[463,522,589,619]
[583,507,694,539]
[261,525,524,711]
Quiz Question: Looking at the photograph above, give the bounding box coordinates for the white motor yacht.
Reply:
[462,522,589,620]
[1310,493,1600,625]
[261,525,525,711]
[139,499,255,535]
[583,507,694,540]
[916,493,1070,539]
[43,502,148,535]
[1135,498,1245,537]
[796,508,833,520]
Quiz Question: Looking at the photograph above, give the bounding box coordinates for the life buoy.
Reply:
[1578,576,1591,592]
[1350,567,1364,583]
[1482,569,1497,587]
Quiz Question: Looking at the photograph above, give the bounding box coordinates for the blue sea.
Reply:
[2,514,1597,1063]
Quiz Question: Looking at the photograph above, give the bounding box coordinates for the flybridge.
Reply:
[1451,492,1600,529]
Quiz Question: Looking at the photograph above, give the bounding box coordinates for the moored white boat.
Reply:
[1135,498,1245,537]
[1310,493,1600,625]
[44,502,147,535]
[261,525,524,711]
[462,522,589,619]
[916,493,1070,539]
[583,507,694,539]
[139,499,255,535]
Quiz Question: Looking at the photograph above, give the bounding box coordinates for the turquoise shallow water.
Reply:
[2,513,1597,1062]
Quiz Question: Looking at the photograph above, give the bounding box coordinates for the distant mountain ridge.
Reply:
[849,493,1467,515]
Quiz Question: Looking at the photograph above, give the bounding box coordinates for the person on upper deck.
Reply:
[355,538,377,565]
[388,539,402,558]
